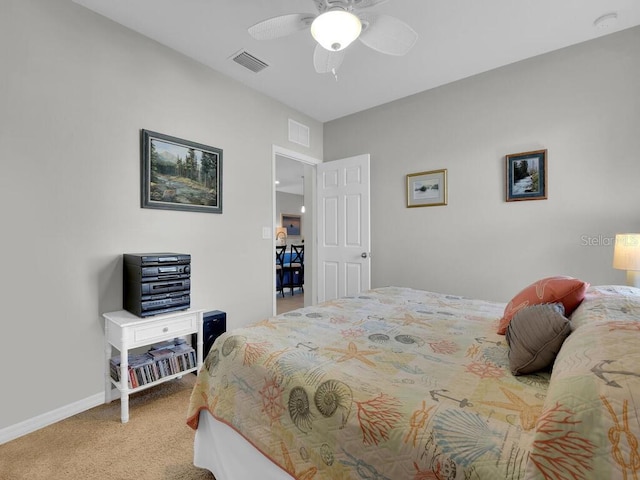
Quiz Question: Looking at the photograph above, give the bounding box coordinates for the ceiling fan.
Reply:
[248,0,418,75]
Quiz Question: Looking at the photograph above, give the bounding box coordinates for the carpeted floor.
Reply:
[0,374,214,480]
[276,289,304,314]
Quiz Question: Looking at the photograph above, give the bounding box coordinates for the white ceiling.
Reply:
[72,0,640,123]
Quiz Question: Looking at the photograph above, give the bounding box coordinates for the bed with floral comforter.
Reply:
[186,285,640,480]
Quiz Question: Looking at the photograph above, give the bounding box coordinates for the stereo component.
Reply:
[140,279,190,295]
[192,310,226,370]
[123,253,191,317]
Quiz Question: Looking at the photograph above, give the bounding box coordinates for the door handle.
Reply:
[361,252,369,258]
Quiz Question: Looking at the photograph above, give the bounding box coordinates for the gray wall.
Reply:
[0,0,322,430]
[324,26,640,303]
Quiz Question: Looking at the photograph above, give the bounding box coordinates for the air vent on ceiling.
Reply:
[231,50,269,73]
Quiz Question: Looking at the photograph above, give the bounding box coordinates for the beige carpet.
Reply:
[0,374,214,480]
[276,290,304,315]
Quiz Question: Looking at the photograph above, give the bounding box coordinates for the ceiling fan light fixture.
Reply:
[311,10,362,51]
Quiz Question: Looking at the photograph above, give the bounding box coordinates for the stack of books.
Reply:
[110,338,197,389]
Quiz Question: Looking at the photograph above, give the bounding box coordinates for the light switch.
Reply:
[262,227,272,239]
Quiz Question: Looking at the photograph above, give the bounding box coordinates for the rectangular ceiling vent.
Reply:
[231,50,269,73]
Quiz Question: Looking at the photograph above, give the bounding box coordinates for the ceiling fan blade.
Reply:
[358,14,418,56]
[352,0,389,9]
[248,13,315,41]
[312,0,388,10]
[313,44,346,73]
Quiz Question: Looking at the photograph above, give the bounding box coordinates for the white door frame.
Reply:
[272,145,320,316]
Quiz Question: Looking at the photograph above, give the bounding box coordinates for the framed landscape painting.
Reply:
[505,149,547,202]
[141,129,223,213]
[406,169,448,207]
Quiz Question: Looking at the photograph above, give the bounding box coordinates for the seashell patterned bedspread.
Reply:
[525,285,640,480]
[186,286,640,479]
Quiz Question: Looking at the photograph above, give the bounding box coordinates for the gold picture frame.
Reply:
[505,149,547,202]
[406,169,448,208]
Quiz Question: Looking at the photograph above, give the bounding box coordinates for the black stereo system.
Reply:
[123,252,191,317]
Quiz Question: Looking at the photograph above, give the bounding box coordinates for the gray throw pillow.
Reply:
[505,303,571,376]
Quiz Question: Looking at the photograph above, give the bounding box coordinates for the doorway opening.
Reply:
[272,146,320,316]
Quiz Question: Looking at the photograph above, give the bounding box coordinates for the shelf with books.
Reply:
[103,308,204,423]
[109,339,197,390]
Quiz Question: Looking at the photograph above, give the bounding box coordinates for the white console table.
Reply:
[103,308,204,423]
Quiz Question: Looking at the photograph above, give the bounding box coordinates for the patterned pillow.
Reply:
[505,303,571,375]
[497,276,589,334]
[569,285,640,330]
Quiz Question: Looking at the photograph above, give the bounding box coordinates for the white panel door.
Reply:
[317,154,371,302]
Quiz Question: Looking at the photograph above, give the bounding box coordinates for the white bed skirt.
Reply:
[194,409,294,480]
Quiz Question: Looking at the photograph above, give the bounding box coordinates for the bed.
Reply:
[187,283,640,480]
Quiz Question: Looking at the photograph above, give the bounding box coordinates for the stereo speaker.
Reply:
[193,310,226,360]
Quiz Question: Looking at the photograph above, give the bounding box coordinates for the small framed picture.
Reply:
[406,169,447,208]
[505,149,547,202]
[281,213,301,236]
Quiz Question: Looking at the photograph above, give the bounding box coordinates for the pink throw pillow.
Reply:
[497,276,589,335]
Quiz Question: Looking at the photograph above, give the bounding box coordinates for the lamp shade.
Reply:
[613,233,640,288]
[275,227,287,246]
[613,234,640,270]
[311,10,362,52]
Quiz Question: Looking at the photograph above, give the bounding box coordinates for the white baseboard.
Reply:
[0,392,105,445]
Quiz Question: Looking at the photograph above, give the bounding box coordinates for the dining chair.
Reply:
[275,245,287,298]
[284,244,304,296]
